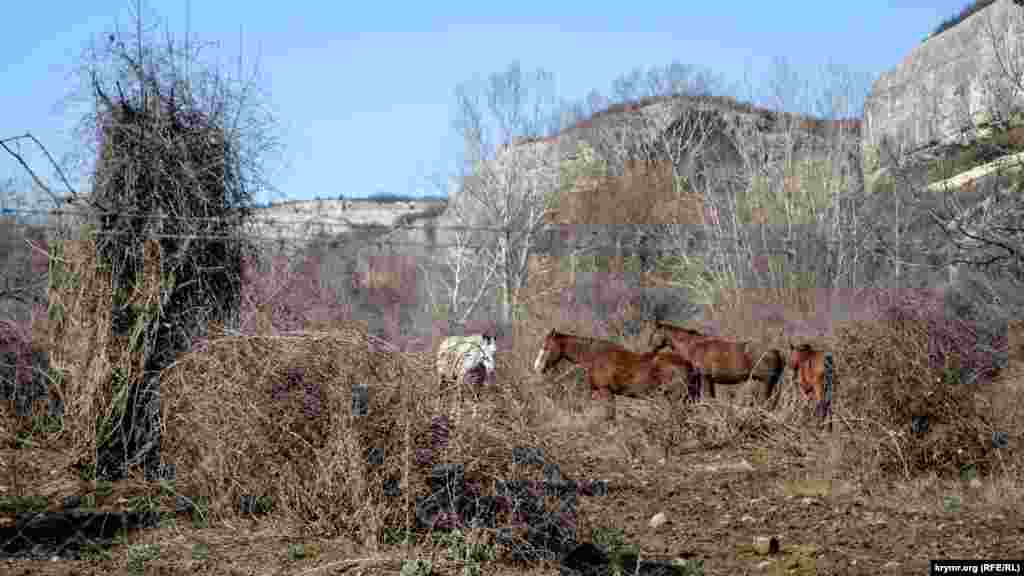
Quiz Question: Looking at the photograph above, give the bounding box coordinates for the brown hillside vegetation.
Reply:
[553,159,704,227]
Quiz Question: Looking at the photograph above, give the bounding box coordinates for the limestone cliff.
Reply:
[863,0,1024,175]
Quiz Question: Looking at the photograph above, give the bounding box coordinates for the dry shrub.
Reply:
[160,325,428,542]
[703,285,1016,478]
[555,159,703,226]
[160,320,593,560]
[43,235,156,463]
[834,290,1009,479]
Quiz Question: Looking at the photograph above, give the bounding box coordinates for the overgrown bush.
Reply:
[834,288,1008,478]
[46,11,277,481]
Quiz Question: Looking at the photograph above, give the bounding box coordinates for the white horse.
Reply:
[436,333,497,409]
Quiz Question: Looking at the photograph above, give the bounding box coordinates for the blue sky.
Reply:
[2,1,973,205]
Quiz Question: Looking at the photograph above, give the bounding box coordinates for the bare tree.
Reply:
[416,173,500,325]
[578,56,874,313]
[41,0,283,481]
[446,62,561,324]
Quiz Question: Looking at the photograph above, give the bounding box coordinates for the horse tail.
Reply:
[823,352,835,430]
[768,348,785,389]
[823,352,834,406]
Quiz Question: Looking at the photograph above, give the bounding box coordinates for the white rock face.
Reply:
[863,0,1024,172]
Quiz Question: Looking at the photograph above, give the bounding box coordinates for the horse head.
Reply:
[648,323,673,353]
[533,328,561,374]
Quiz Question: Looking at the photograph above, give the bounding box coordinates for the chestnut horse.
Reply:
[649,321,784,406]
[789,343,835,430]
[533,329,697,421]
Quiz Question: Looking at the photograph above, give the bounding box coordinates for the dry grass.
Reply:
[160,326,423,545]
[40,235,159,465]
[553,159,704,227]
[698,285,1022,484]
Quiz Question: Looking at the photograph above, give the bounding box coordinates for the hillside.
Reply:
[250,198,446,241]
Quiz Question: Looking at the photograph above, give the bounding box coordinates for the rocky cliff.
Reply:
[862,0,1024,175]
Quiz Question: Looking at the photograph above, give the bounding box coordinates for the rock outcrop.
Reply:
[863,0,1024,174]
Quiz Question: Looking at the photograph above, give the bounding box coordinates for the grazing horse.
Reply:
[533,329,696,421]
[436,333,497,409]
[649,321,784,406]
[789,343,835,430]
[648,322,710,361]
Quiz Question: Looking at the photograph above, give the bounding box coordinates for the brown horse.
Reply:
[789,343,835,429]
[649,321,784,406]
[533,329,697,420]
[648,322,710,360]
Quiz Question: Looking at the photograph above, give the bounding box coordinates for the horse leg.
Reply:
[586,372,608,418]
[436,375,447,413]
[686,370,701,402]
[701,374,715,400]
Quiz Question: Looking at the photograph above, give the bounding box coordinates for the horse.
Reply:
[649,321,784,407]
[648,322,710,362]
[533,329,697,421]
[788,343,835,430]
[436,333,497,410]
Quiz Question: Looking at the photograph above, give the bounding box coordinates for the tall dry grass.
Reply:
[160,327,420,544]
[698,284,1021,484]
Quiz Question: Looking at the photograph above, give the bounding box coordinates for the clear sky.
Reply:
[1,0,974,205]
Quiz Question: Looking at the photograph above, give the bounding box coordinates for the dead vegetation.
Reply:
[160,326,418,543]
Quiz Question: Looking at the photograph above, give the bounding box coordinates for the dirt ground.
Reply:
[3,424,1020,576]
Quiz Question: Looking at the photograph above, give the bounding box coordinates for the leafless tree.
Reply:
[579,56,873,311]
[446,62,561,324]
[42,0,283,481]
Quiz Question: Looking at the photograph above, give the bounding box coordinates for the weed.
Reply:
[95,480,114,497]
[127,494,159,515]
[189,496,210,528]
[13,414,63,449]
[288,542,321,561]
[126,543,160,575]
[191,542,209,561]
[438,529,495,575]
[79,541,113,562]
[76,461,96,482]
[400,558,434,576]
[383,526,418,547]
[960,464,978,482]
[592,527,640,576]
[673,558,706,575]
[0,494,49,514]
[254,494,275,515]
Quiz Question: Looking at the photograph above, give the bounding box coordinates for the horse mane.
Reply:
[551,330,628,352]
[552,330,608,345]
[655,322,704,336]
